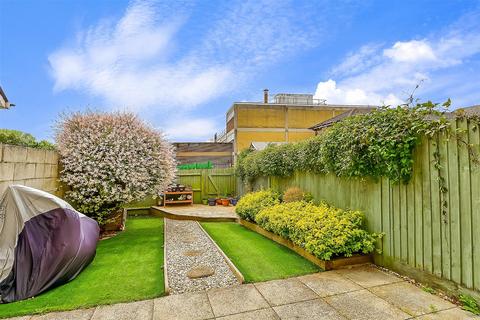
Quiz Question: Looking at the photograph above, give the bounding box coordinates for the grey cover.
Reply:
[0,185,99,303]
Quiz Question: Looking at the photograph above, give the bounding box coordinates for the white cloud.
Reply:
[330,44,383,77]
[49,0,233,110]
[383,40,436,63]
[315,79,402,106]
[315,12,480,106]
[49,0,326,113]
[199,0,314,69]
[50,0,357,141]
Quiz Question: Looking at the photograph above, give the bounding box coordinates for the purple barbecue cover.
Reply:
[0,185,99,303]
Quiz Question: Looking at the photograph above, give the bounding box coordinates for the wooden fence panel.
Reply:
[471,121,480,291]
[247,119,480,296]
[177,168,236,203]
[459,120,474,288]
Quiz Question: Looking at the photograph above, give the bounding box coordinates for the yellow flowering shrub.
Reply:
[255,201,307,238]
[255,201,381,260]
[235,189,280,221]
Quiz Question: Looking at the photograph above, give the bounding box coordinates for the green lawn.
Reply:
[201,222,320,282]
[0,217,164,319]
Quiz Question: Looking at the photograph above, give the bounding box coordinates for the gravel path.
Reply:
[165,219,239,294]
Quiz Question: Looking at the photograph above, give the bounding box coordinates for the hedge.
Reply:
[236,101,455,183]
[255,200,382,260]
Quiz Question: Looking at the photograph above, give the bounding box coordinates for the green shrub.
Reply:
[459,294,480,315]
[235,148,254,182]
[303,192,314,202]
[255,201,382,260]
[236,101,455,183]
[236,143,303,180]
[235,189,279,221]
[0,129,55,150]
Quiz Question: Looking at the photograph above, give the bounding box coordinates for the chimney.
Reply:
[263,89,269,103]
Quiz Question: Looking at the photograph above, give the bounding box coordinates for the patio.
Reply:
[8,264,475,320]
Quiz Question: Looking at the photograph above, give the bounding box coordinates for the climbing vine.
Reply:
[237,100,480,226]
[238,100,465,183]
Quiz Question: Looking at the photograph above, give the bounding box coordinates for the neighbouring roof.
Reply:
[424,104,480,121]
[173,142,233,153]
[0,86,14,109]
[250,141,287,151]
[225,102,376,116]
[309,105,480,131]
[309,107,377,131]
[457,105,480,116]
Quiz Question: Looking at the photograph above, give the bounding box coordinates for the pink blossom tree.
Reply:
[55,111,176,224]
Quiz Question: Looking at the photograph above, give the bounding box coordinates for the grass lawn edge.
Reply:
[200,221,321,283]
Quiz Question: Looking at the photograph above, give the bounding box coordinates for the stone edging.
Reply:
[163,218,171,295]
[197,222,245,284]
[238,219,372,271]
[125,207,151,213]
[151,206,238,222]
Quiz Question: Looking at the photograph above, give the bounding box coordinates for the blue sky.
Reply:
[1,0,479,142]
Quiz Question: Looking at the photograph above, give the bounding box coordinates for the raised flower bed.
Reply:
[238,219,372,270]
[235,190,381,270]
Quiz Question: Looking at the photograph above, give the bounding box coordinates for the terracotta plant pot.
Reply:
[221,198,230,206]
[216,198,222,205]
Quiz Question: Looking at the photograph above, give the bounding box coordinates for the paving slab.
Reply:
[6,269,479,320]
[414,307,480,319]
[216,308,279,320]
[184,249,205,257]
[254,278,318,306]
[369,281,456,317]
[91,300,152,320]
[30,309,95,320]
[207,284,269,317]
[187,266,216,279]
[273,298,346,320]
[324,289,410,320]
[298,271,362,297]
[335,264,403,288]
[153,291,214,320]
